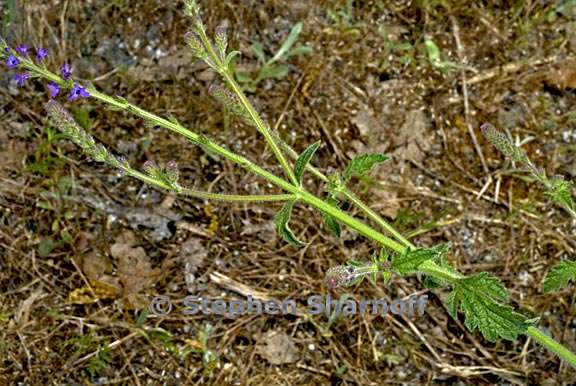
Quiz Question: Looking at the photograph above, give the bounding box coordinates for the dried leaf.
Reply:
[255,330,298,365]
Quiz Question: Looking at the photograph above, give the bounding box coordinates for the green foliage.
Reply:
[423,37,456,74]
[322,196,341,237]
[547,176,575,213]
[85,342,111,378]
[543,260,576,293]
[274,200,302,246]
[234,22,312,92]
[392,243,451,275]
[423,256,458,289]
[343,153,389,182]
[446,273,538,342]
[294,141,321,184]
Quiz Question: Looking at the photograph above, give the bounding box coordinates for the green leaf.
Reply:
[343,153,389,182]
[543,260,576,292]
[259,64,289,80]
[446,273,535,342]
[392,242,451,275]
[423,256,458,289]
[322,195,341,237]
[424,37,441,66]
[38,237,56,257]
[285,45,313,58]
[224,50,241,68]
[250,41,266,63]
[274,200,302,246]
[270,22,303,63]
[70,107,91,130]
[547,177,575,212]
[235,71,253,83]
[294,141,320,184]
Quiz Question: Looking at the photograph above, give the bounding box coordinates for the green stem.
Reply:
[277,138,414,248]
[527,327,576,367]
[126,168,296,202]
[9,50,576,369]
[194,23,299,187]
[18,58,406,255]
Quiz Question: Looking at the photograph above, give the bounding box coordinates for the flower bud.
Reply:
[215,24,227,59]
[480,123,528,164]
[325,265,358,288]
[143,160,159,176]
[165,160,179,184]
[184,32,207,60]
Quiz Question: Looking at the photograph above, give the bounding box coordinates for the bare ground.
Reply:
[1,0,576,385]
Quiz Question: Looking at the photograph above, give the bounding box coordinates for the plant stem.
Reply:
[10,51,576,369]
[194,23,300,187]
[19,59,406,254]
[126,167,296,202]
[527,327,576,368]
[277,138,415,248]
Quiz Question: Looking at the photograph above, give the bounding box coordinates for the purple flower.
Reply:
[47,81,60,98]
[68,84,90,101]
[61,63,71,80]
[15,44,28,57]
[6,55,19,69]
[14,73,30,87]
[36,47,48,62]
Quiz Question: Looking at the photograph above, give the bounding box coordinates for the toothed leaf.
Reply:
[343,153,389,182]
[543,260,576,292]
[274,200,302,246]
[294,141,320,184]
[392,242,451,275]
[547,177,575,213]
[446,273,535,342]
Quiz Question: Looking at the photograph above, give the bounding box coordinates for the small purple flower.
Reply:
[15,44,28,57]
[14,73,30,87]
[68,84,90,101]
[6,55,19,69]
[36,47,48,62]
[47,81,60,98]
[61,63,72,80]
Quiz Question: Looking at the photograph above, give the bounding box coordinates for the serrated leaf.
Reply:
[447,285,534,342]
[446,272,534,342]
[343,153,389,182]
[423,256,457,289]
[543,260,576,292]
[392,242,451,275]
[294,141,320,184]
[270,22,303,63]
[322,195,341,237]
[274,200,302,246]
[547,177,575,212]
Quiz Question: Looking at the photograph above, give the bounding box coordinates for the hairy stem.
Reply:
[127,167,296,202]
[6,45,575,368]
[194,22,299,187]
[527,327,576,368]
